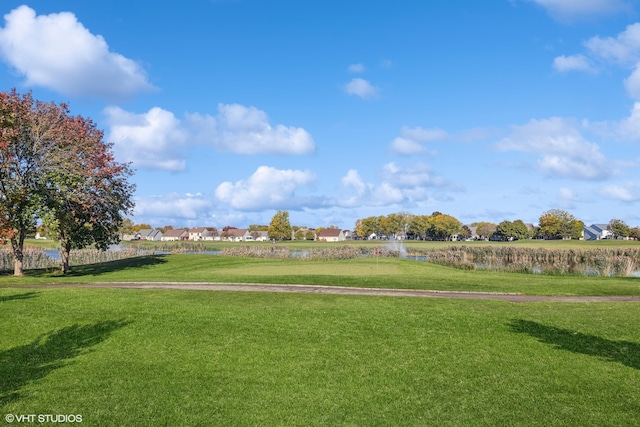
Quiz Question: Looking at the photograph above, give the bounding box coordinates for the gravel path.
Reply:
[15,282,640,303]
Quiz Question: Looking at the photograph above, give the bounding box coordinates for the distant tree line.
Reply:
[352,209,640,241]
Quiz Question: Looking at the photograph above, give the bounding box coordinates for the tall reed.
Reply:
[0,249,59,272]
[420,246,640,276]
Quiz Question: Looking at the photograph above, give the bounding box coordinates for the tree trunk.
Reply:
[59,231,71,275]
[10,234,24,276]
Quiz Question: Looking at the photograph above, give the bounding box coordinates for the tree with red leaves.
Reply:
[0,89,134,275]
[0,90,68,275]
[43,114,135,274]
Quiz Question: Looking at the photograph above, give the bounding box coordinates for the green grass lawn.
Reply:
[2,252,640,425]
[1,287,639,426]
[2,254,640,296]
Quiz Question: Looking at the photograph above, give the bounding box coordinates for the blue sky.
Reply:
[1,1,640,230]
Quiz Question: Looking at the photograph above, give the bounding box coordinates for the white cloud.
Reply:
[382,162,446,189]
[106,103,316,170]
[214,166,317,211]
[339,162,457,208]
[553,54,594,72]
[134,193,213,220]
[0,5,153,99]
[585,23,640,65]
[341,169,367,196]
[585,102,640,141]
[390,138,428,155]
[390,126,448,155]
[625,65,640,99]
[497,117,611,180]
[348,63,365,73]
[560,23,640,99]
[105,106,189,171]
[187,103,316,154]
[344,78,378,99]
[599,182,640,201]
[528,0,631,21]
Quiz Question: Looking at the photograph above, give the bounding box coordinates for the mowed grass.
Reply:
[3,254,640,296]
[1,287,640,426]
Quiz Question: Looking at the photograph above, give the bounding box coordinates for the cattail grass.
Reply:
[69,248,156,266]
[0,249,59,272]
[420,246,640,276]
[0,247,157,273]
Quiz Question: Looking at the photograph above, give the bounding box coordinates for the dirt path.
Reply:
[14,282,640,302]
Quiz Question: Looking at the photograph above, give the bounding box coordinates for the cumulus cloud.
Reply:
[390,126,448,155]
[105,106,189,171]
[527,0,631,21]
[588,102,640,141]
[340,162,458,208]
[214,166,317,211]
[105,103,316,170]
[497,117,611,180]
[585,23,640,65]
[134,193,213,221]
[187,103,316,155]
[0,5,153,99]
[557,23,640,99]
[599,182,640,201]
[344,78,378,99]
[553,54,594,72]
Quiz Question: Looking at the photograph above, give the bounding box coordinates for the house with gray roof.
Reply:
[583,224,612,241]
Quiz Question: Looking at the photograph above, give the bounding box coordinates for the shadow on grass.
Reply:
[65,255,168,277]
[0,320,130,406]
[509,319,640,370]
[0,255,169,279]
[0,292,39,303]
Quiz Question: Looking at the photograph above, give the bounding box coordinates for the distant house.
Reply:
[188,227,219,241]
[223,228,250,242]
[251,231,269,242]
[584,224,613,241]
[201,228,220,241]
[138,229,163,241]
[318,228,345,242]
[161,229,188,241]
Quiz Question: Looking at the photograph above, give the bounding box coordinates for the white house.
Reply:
[188,227,219,241]
[583,224,612,241]
[138,229,163,241]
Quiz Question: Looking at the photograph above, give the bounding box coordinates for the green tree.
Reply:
[496,219,530,241]
[427,213,461,241]
[359,216,379,239]
[268,210,292,241]
[44,114,134,274]
[408,215,429,240]
[570,219,585,240]
[608,219,630,239]
[538,209,579,240]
